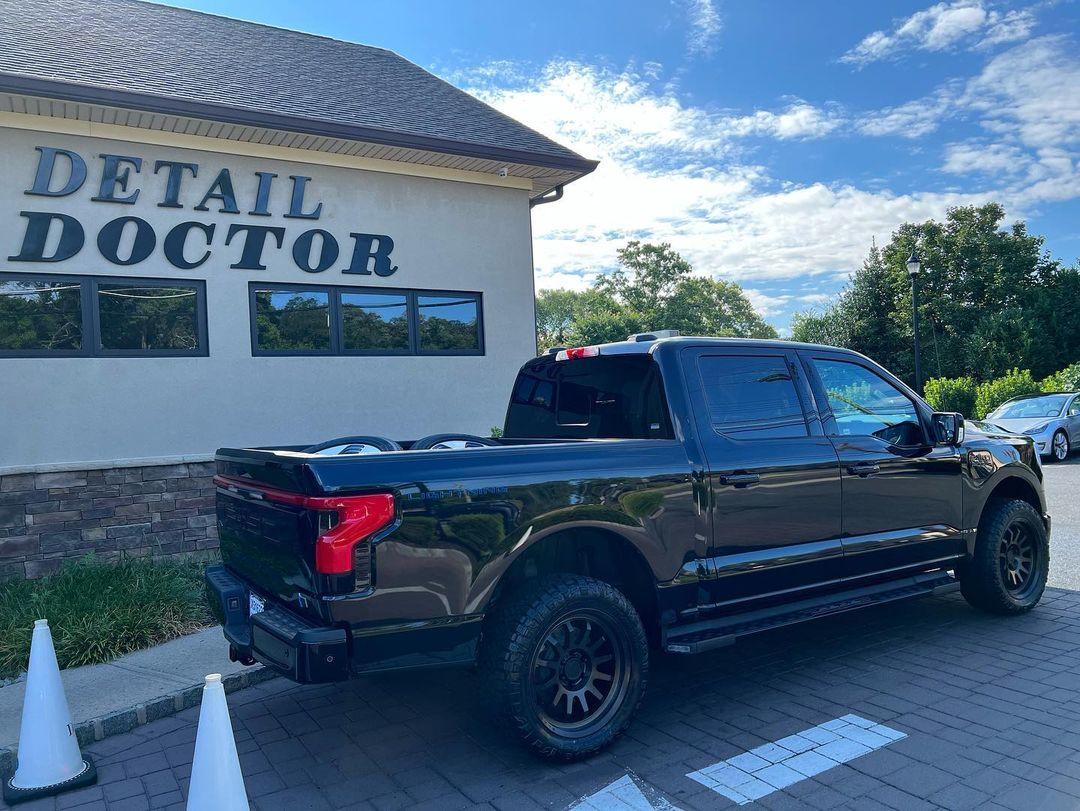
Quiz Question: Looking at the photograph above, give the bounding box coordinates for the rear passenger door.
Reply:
[800,352,964,579]
[682,347,844,607]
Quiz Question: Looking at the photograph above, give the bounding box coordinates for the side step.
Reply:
[665,571,959,654]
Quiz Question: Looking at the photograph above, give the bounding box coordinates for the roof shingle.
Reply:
[0,0,595,173]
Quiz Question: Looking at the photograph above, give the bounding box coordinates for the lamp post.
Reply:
[906,250,922,394]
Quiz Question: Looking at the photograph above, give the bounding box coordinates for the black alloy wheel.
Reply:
[998,522,1040,599]
[479,574,648,760]
[528,610,631,738]
[961,497,1048,614]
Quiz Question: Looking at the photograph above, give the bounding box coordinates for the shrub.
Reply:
[923,376,977,417]
[0,556,212,678]
[1041,361,1080,393]
[974,368,1041,418]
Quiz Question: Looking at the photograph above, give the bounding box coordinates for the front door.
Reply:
[682,346,844,608]
[800,352,964,580]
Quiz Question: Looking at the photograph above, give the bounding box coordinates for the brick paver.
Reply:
[6,587,1080,810]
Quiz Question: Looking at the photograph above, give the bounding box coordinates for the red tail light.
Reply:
[309,493,395,574]
[214,476,395,575]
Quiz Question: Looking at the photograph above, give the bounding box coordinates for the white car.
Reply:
[987,392,1080,462]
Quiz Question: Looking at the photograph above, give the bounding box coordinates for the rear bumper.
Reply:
[205,565,349,683]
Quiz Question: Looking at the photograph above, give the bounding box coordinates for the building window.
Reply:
[417,294,481,354]
[97,283,202,353]
[341,292,409,353]
[249,283,483,357]
[253,288,331,353]
[0,272,207,358]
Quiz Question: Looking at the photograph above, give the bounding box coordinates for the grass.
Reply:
[0,556,214,679]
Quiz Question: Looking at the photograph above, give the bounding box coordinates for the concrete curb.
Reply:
[0,665,277,775]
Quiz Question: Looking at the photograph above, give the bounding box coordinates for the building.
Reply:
[0,0,595,578]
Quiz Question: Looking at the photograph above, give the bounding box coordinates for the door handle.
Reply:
[847,462,880,477]
[719,472,760,488]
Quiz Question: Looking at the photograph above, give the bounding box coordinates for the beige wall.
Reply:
[0,125,537,471]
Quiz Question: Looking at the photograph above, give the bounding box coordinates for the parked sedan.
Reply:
[987,392,1080,462]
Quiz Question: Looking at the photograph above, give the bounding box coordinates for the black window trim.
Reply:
[248,281,484,358]
[0,270,208,359]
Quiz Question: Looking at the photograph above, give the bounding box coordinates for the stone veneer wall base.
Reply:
[0,462,219,580]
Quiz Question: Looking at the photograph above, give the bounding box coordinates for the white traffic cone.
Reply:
[3,619,96,805]
[186,673,249,811]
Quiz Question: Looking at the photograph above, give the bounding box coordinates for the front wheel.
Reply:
[479,575,648,760]
[960,498,1048,614]
[1049,430,1070,463]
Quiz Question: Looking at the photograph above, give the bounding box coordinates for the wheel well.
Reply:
[986,475,1042,516]
[489,529,659,645]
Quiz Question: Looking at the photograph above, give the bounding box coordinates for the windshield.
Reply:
[990,395,1068,419]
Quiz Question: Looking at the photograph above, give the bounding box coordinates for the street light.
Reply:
[906,250,922,394]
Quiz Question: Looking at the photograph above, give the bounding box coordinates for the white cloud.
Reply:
[686,0,722,57]
[726,102,844,140]
[841,1,1037,66]
[465,62,989,298]
[461,39,1078,326]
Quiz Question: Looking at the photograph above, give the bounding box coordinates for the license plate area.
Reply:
[249,592,266,617]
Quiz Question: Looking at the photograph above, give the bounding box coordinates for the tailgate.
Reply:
[215,449,322,613]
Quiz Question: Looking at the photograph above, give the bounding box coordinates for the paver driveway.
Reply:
[9,585,1080,811]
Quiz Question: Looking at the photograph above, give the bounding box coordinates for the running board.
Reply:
[665,571,959,655]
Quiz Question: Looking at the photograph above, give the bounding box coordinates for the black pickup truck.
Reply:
[207,334,1050,759]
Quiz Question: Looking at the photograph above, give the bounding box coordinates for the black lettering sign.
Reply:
[25,147,87,197]
[285,176,323,219]
[154,160,199,209]
[8,211,85,262]
[164,221,216,269]
[342,233,398,277]
[249,172,276,217]
[292,229,339,273]
[194,168,240,214]
[225,224,285,270]
[97,216,156,265]
[92,154,142,204]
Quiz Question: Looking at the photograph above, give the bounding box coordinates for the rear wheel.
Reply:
[479,575,648,760]
[960,498,1048,614]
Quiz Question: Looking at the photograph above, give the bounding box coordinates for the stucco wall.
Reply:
[0,125,537,470]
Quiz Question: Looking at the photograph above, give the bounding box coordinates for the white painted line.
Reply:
[572,772,684,810]
[686,714,906,806]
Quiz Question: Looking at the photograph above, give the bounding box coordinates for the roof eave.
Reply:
[0,72,600,179]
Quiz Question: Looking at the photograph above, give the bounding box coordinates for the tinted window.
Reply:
[697,355,807,439]
[254,289,330,352]
[1071,397,1080,417]
[504,355,672,439]
[0,276,82,352]
[418,295,480,353]
[813,359,923,445]
[341,292,409,351]
[97,283,200,351]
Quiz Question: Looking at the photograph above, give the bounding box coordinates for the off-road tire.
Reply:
[478,574,648,760]
[960,498,1048,614]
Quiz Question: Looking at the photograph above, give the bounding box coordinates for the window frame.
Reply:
[0,271,208,359]
[248,282,484,358]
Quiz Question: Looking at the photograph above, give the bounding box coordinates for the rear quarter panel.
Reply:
[304,440,697,626]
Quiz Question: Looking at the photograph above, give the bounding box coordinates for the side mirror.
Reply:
[931,412,965,446]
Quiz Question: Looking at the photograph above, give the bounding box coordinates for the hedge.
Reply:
[922,361,1078,419]
[923,376,977,417]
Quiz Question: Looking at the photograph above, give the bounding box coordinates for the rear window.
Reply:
[504,355,673,440]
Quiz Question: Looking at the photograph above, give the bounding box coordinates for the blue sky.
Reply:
[158,0,1078,332]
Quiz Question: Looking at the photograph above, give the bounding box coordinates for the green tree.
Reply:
[793,203,1079,386]
[535,241,776,352]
